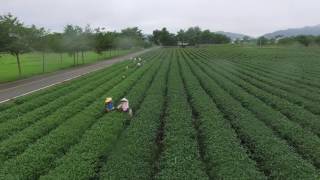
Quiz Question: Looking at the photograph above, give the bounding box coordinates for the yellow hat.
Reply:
[105,97,112,103]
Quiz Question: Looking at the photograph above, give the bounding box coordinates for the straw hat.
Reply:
[105,97,112,103]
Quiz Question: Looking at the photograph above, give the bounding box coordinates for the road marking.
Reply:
[0,74,84,104]
[0,48,156,104]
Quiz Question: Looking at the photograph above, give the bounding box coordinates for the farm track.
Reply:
[0,46,320,179]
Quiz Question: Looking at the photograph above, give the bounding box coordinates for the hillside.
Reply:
[216,31,251,40]
[263,25,320,38]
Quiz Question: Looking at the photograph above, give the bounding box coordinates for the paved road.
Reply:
[0,48,156,103]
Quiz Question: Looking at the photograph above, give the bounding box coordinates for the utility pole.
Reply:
[259,38,262,48]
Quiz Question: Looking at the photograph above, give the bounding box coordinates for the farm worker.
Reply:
[105,97,114,112]
[117,98,133,116]
[137,62,142,67]
[138,57,142,61]
[126,65,129,69]
[122,75,126,79]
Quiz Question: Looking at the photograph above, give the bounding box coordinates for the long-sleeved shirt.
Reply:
[105,102,114,111]
[117,102,129,112]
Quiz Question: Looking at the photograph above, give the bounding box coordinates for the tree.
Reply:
[94,30,117,54]
[185,26,202,45]
[176,29,188,44]
[211,33,231,44]
[32,27,50,72]
[78,25,94,63]
[199,30,212,44]
[296,35,312,47]
[47,33,64,64]
[0,14,37,76]
[152,28,177,46]
[117,27,144,49]
[62,25,83,65]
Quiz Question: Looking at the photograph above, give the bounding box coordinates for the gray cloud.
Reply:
[0,0,319,36]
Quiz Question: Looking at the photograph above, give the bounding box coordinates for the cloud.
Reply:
[0,0,319,36]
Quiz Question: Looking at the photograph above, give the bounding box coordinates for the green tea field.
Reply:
[0,46,320,179]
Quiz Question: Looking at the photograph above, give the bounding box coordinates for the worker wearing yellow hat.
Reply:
[105,97,114,112]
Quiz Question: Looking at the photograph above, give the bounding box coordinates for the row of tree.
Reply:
[0,14,148,75]
[151,27,231,46]
[0,14,232,76]
[256,35,320,47]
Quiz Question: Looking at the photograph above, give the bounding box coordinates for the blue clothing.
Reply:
[105,102,114,111]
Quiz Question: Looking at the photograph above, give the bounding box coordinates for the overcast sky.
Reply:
[1,0,319,37]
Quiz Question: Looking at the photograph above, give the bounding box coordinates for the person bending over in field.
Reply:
[117,98,133,117]
[105,97,114,112]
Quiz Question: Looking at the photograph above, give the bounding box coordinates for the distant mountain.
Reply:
[216,31,251,40]
[263,25,320,38]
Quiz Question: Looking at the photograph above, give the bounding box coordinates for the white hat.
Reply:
[120,98,128,102]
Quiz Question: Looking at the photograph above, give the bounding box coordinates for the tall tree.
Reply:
[117,27,144,49]
[47,33,64,64]
[0,14,38,76]
[78,25,94,63]
[63,25,83,65]
[32,27,49,72]
[152,28,177,46]
[94,29,116,54]
[185,26,202,45]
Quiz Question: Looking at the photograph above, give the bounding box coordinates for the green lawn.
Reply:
[0,49,136,83]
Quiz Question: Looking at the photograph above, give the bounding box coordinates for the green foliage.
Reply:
[155,51,208,180]
[178,50,266,179]
[152,27,230,46]
[152,27,177,46]
[0,46,320,179]
[277,35,320,47]
[0,13,148,77]
[186,53,319,179]
[99,51,170,179]
[40,51,162,180]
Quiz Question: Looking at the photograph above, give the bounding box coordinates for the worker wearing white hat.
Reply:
[117,98,133,116]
